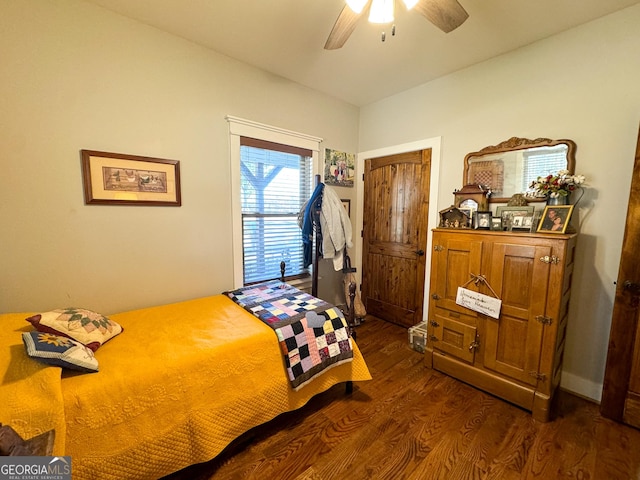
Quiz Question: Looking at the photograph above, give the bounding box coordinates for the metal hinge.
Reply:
[434,245,444,252]
[536,315,553,325]
[540,255,560,264]
[529,371,547,381]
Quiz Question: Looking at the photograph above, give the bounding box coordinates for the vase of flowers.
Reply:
[529,170,586,205]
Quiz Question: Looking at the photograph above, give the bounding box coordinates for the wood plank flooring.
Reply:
[164,316,640,480]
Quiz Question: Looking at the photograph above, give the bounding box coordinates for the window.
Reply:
[522,146,569,192]
[227,116,322,288]
[240,137,312,284]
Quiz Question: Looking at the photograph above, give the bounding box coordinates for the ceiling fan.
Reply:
[324,0,468,50]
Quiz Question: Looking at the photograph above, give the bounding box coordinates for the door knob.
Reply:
[415,249,425,256]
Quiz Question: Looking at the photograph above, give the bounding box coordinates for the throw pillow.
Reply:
[26,307,122,351]
[22,331,99,373]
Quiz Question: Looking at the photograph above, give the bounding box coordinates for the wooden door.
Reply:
[601,126,640,428]
[483,242,550,386]
[362,149,431,328]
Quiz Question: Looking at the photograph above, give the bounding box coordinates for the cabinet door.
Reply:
[483,242,551,386]
[431,308,477,363]
[431,235,483,315]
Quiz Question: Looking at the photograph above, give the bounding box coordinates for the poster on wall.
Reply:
[324,148,355,187]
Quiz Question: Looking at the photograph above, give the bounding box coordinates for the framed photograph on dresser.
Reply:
[537,205,574,234]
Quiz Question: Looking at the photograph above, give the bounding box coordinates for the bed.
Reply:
[0,284,371,479]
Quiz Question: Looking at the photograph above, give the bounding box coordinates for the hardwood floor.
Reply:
[164,317,640,480]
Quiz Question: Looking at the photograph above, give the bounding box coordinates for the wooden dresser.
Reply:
[425,228,577,422]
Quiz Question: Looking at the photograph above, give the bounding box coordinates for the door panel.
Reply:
[362,150,431,328]
[483,242,550,386]
[433,238,483,315]
[602,125,640,428]
[431,314,477,364]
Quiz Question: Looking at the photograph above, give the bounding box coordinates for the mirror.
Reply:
[463,137,576,203]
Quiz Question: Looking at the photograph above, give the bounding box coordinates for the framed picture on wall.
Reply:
[324,148,355,187]
[81,150,181,206]
[341,199,351,218]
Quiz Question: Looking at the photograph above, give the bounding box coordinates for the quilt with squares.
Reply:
[225,281,353,389]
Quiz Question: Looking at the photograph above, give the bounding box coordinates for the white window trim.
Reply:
[227,116,322,288]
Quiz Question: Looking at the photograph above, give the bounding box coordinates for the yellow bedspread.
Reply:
[2,295,371,479]
[0,316,66,454]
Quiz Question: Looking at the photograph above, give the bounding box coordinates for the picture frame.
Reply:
[511,215,535,232]
[476,211,492,230]
[81,150,181,206]
[341,199,351,218]
[537,205,574,234]
[324,148,355,187]
[490,217,503,231]
[496,205,535,229]
[458,207,475,228]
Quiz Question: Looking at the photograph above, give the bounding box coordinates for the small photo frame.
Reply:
[496,205,535,229]
[511,215,535,232]
[476,211,492,230]
[458,207,475,228]
[537,205,574,234]
[491,217,502,230]
[341,199,351,218]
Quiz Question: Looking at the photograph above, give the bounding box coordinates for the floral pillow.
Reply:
[22,331,99,373]
[26,307,123,352]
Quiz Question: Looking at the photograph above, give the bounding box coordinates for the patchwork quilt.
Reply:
[225,281,353,389]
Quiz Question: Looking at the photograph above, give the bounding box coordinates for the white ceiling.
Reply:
[83,0,640,106]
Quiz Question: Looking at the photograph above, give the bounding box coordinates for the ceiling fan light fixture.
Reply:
[368,0,394,24]
[402,0,419,9]
[345,0,368,14]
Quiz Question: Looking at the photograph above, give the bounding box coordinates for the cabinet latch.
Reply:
[535,315,553,325]
[434,245,444,252]
[430,321,439,327]
[529,371,547,381]
[468,340,480,352]
[431,293,441,300]
[539,255,560,264]
[429,335,439,342]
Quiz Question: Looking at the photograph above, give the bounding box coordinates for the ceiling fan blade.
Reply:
[414,0,469,33]
[324,3,368,50]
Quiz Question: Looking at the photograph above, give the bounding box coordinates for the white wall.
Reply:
[358,4,640,401]
[0,0,359,314]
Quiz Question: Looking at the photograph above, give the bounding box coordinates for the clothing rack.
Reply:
[288,174,358,334]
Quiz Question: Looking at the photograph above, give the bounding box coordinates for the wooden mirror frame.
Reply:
[463,137,577,203]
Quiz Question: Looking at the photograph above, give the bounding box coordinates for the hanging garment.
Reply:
[320,186,353,271]
[301,183,324,268]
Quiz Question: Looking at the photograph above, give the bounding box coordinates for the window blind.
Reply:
[522,146,569,191]
[240,137,312,284]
